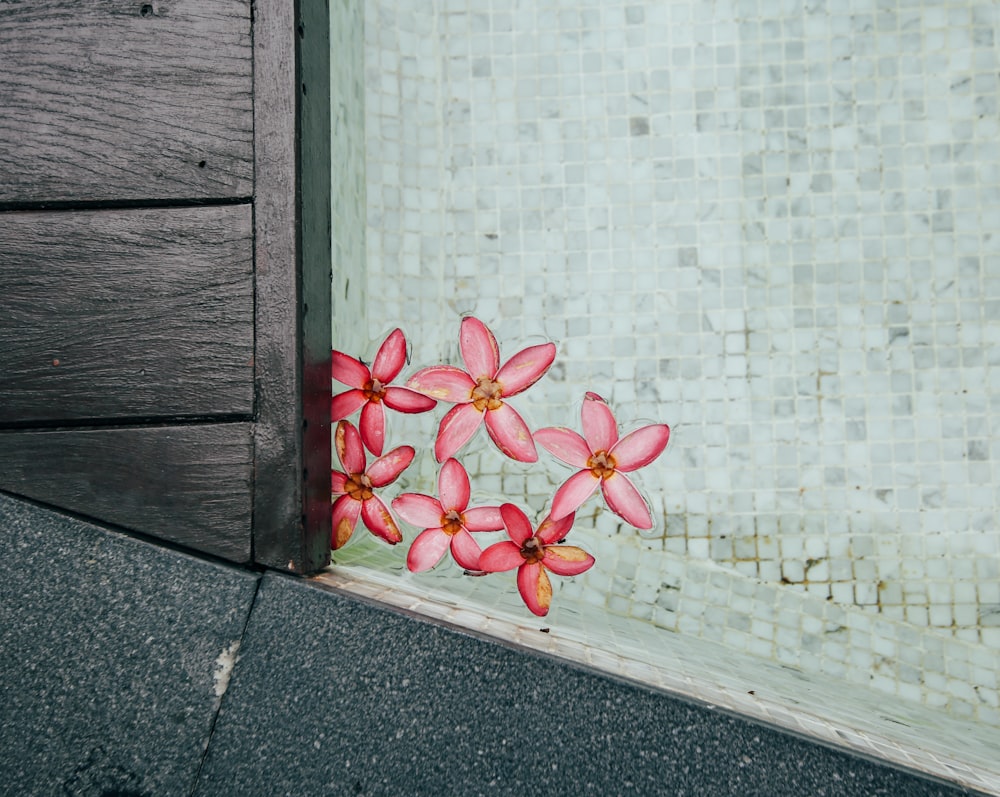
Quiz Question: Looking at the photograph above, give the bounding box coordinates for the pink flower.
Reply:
[406,317,556,462]
[392,458,504,572]
[332,328,437,456]
[331,420,414,549]
[534,392,670,529]
[478,504,595,617]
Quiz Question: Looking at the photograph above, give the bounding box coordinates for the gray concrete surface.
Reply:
[0,491,982,796]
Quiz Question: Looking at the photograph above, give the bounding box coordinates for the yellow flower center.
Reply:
[470,376,504,412]
[520,536,546,564]
[440,509,465,536]
[587,450,617,479]
[344,473,374,501]
[363,377,386,403]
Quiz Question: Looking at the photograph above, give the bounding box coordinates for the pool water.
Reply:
[329,1,1000,791]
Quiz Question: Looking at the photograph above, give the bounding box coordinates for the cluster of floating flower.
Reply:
[331,317,670,616]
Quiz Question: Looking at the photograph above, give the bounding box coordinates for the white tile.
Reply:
[354,0,1000,786]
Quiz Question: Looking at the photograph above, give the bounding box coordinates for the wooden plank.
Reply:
[0,0,252,203]
[0,204,254,424]
[298,0,335,573]
[0,423,253,560]
[251,0,331,573]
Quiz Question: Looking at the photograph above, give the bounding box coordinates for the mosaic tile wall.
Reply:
[352,0,1000,731]
[331,0,368,354]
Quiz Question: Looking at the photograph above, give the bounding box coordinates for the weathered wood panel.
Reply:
[251,0,331,573]
[0,204,254,424]
[0,0,252,203]
[0,422,253,560]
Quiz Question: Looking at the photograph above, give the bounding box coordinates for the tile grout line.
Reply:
[188,573,264,796]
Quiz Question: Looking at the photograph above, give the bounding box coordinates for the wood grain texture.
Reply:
[250,0,331,573]
[0,0,252,203]
[0,204,254,424]
[0,423,252,560]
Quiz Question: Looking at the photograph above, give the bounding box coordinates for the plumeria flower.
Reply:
[534,392,670,529]
[406,317,556,462]
[332,328,437,456]
[392,458,504,573]
[330,420,414,549]
[478,504,595,617]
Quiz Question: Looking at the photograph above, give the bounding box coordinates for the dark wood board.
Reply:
[297,0,334,575]
[0,422,253,560]
[0,0,253,204]
[0,204,254,424]
[250,0,331,573]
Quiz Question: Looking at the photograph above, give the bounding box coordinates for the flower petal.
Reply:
[499,503,533,545]
[391,493,444,528]
[406,527,450,572]
[382,386,437,413]
[537,511,575,545]
[484,403,538,462]
[366,445,415,487]
[407,366,476,403]
[450,528,483,570]
[359,400,386,456]
[434,403,483,462]
[460,316,500,378]
[495,342,556,396]
[438,458,471,512]
[601,472,653,529]
[534,427,592,468]
[331,389,367,421]
[517,563,552,617]
[581,392,619,453]
[542,545,595,576]
[331,350,370,389]
[463,505,505,532]
[550,469,600,520]
[478,540,524,572]
[609,424,671,472]
[331,470,348,495]
[372,328,407,382]
[335,420,366,475]
[360,496,403,544]
[331,494,361,549]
